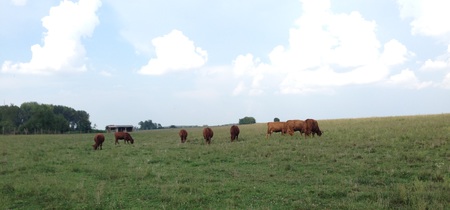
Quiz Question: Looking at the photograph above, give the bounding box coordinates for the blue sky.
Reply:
[1,0,449,128]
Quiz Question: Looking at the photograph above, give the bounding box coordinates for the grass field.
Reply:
[1,114,449,209]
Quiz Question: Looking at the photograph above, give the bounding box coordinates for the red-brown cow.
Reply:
[285,120,310,137]
[92,133,105,150]
[305,118,322,137]
[266,122,287,138]
[114,132,134,145]
[230,125,240,142]
[203,127,214,144]
[179,129,188,143]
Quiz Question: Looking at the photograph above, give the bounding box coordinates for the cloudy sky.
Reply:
[1,0,449,128]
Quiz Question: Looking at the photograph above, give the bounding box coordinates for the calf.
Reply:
[92,133,105,150]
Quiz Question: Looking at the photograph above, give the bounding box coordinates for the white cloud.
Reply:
[387,69,432,89]
[1,0,101,75]
[232,0,411,95]
[442,73,450,89]
[420,44,450,71]
[11,0,27,6]
[138,30,208,75]
[380,39,412,66]
[421,59,449,70]
[397,0,450,37]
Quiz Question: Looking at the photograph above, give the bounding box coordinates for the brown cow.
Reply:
[266,122,287,138]
[230,125,240,142]
[305,119,322,137]
[114,132,134,145]
[203,127,214,144]
[285,120,310,137]
[179,129,188,143]
[92,133,105,150]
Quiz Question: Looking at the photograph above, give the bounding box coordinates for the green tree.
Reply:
[0,104,21,134]
[274,117,280,122]
[239,116,256,125]
[0,102,92,134]
[139,120,162,130]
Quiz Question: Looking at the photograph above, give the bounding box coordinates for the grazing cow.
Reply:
[266,122,287,138]
[305,119,322,137]
[114,132,134,145]
[285,120,310,137]
[179,129,188,143]
[203,127,214,144]
[230,125,240,142]
[92,133,105,150]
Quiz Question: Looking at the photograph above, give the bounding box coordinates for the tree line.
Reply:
[139,116,257,130]
[138,120,162,130]
[0,102,92,134]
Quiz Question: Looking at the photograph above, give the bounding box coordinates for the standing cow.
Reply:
[230,125,240,142]
[92,133,105,150]
[203,127,214,144]
[305,119,322,137]
[285,120,310,137]
[179,129,188,143]
[114,132,134,145]
[266,122,286,138]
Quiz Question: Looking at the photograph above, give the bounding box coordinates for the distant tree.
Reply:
[0,102,92,134]
[239,116,256,125]
[0,104,21,134]
[274,117,280,122]
[138,120,162,130]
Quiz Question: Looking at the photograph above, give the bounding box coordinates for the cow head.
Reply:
[317,130,323,136]
[92,144,98,150]
[128,136,134,144]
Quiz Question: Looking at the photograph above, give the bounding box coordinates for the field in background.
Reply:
[1,114,449,209]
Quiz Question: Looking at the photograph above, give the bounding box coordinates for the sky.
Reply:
[1,0,450,129]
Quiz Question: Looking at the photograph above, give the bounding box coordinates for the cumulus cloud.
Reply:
[397,0,450,38]
[442,73,450,89]
[387,69,432,89]
[420,45,450,71]
[1,0,101,75]
[232,0,411,95]
[138,30,208,75]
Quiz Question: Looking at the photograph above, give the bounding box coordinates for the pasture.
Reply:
[1,114,449,209]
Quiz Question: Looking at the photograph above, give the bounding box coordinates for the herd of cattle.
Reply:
[91,119,321,150]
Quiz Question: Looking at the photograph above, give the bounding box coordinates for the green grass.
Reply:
[1,114,449,209]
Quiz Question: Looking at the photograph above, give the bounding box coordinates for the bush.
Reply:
[239,116,256,124]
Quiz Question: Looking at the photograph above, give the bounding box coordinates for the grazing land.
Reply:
[1,114,449,209]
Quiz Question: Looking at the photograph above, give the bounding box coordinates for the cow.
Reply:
[305,118,322,137]
[230,125,240,142]
[92,133,105,150]
[114,132,134,145]
[179,129,188,143]
[266,122,287,138]
[285,120,310,137]
[203,127,214,144]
